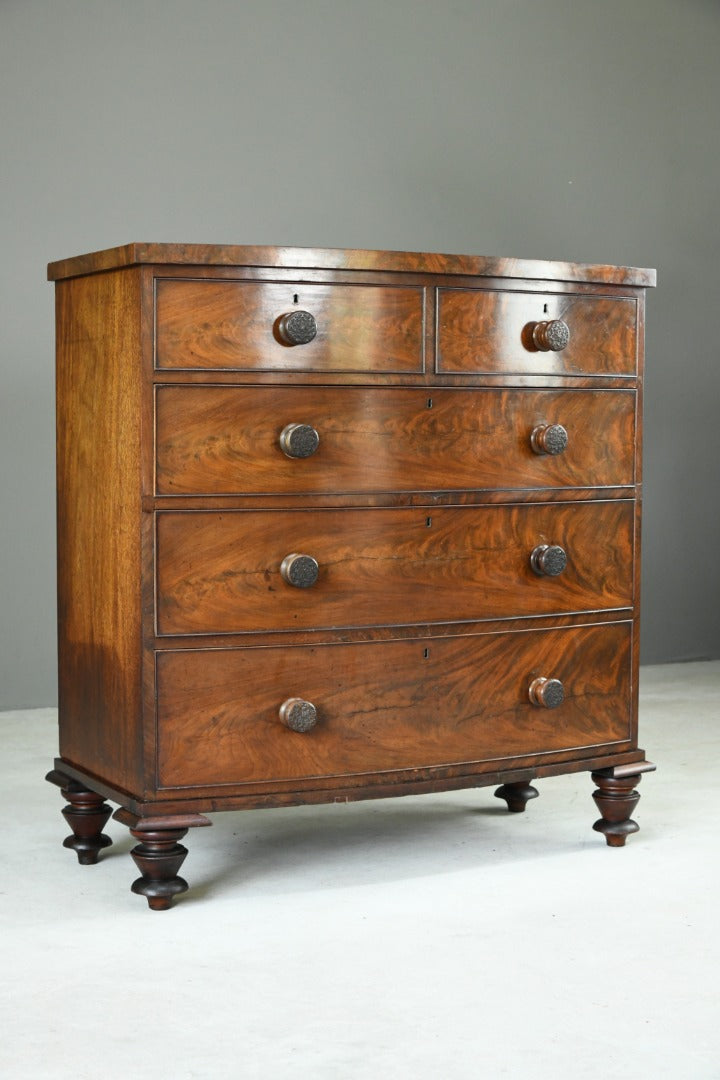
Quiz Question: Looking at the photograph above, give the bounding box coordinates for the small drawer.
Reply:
[155,501,634,636]
[436,288,637,376]
[155,386,636,495]
[156,622,633,788]
[155,278,424,372]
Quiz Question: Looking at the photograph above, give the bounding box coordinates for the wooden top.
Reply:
[47,242,656,287]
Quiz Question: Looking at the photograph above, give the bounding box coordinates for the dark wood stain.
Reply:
[155,279,424,372]
[156,386,635,495]
[47,243,655,906]
[437,289,637,376]
[156,622,633,788]
[155,501,634,635]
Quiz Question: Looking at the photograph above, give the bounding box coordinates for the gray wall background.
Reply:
[2,0,719,708]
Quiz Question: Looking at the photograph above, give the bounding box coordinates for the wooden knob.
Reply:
[280,553,319,588]
[530,423,568,456]
[528,677,565,709]
[530,544,567,577]
[277,310,317,345]
[532,319,570,351]
[279,423,320,459]
[279,698,318,732]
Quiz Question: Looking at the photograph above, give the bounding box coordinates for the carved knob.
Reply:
[279,698,318,733]
[528,677,565,709]
[277,310,317,345]
[530,544,568,577]
[280,553,319,588]
[279,423,320,459]
[530,423,568,456]
[533,319,570,352]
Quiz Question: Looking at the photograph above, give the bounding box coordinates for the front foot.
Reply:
[114,810,212,910]
[591,761,656,847]
[46,770,112,865]
[494,781,539,813]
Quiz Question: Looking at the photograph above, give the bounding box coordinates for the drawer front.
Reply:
[156,622,633,787]
[155,501,634,636]
[155,386,636,495]
[437,289,637,376]
[155,279,424,372]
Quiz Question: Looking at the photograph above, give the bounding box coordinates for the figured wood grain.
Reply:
[156,622,633,787]
[155,501,634,635]
[47,243,657,287]
[55,268,144,791]
[155,386,635,495]
[155,279,424,371]
[437,289,637,376]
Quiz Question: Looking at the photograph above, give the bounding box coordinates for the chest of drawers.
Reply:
[46,243,656,910]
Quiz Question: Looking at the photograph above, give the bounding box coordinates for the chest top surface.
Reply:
[47,241,656,287]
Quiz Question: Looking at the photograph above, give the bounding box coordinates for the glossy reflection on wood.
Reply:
[155,621,633,788]
[437,289,637,376]
[155,279,425,372]
[48,243,654,908]
[155,386,636,496]
[155,500,634,635]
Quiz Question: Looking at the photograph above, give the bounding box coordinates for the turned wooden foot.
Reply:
[591,761,655,847]
[128,826,190,911]
[494,781,539,813]
[46,769,112,865]
[114,809,212,910]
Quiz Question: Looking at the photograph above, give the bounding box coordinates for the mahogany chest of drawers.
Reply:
[46,243,656,909]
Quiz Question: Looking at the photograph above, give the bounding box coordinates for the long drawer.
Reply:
[437,288,637,376]
[155,386,636,495]
[155,278,425,372]
[155,621,633,788]
[155,500,634,635]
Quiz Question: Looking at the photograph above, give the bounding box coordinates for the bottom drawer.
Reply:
[156,623,633,789]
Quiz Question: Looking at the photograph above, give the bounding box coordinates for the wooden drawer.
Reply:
[155,386,636,495]
[156,622,633,788]
[436,289,637,376]
[155,500,634,636]
[155,278,424,372]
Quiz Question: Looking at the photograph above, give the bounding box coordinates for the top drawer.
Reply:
[155,279,425,372]
[437,289,637,376]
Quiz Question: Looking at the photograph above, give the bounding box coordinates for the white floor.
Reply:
[1,661,719,1080]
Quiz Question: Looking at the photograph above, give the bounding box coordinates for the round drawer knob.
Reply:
[528,677,565,709]
[530,544,568,577]
[279,423,320,459]
[277,310,317,345]
[530,423,568,456]
[533,319,570,352]
[280,553,319,588]
[279,697,318,733]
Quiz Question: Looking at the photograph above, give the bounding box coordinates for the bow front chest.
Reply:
[46,244,656,909]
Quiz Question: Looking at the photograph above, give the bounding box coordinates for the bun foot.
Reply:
[494,781,539,813]
[591,766,653,846]
[46,771,113,865]
[114,809,212,910]
[128,827,190,911]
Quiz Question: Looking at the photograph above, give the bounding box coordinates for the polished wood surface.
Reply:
[156,622,633,788]
[48,243,654,906]
[437,289,637,376]
[155,386,636,495]
[155,279,424,372]
[55,269,144,793]
[155,501,634,635]
[48,242,656,287]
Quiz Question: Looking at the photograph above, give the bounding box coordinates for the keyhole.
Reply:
[427,398,433,409]
[426,516,432,527]
[293,294,299,304]
[543,303,549,314]
[423,648,430,659]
